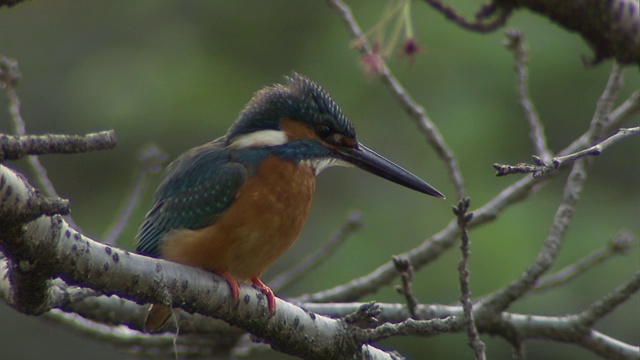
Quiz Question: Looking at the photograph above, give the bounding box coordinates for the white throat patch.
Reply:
[228,130,288,149]
[302,158,352,175]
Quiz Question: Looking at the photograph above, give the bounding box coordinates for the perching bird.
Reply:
[136,74,444,331]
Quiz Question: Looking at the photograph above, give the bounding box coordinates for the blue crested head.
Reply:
[223,73,444,198]
[226,73,356,145]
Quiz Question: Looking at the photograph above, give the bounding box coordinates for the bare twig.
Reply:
[453,198,485,360]
[589,62,624,138]
[481,64,626,313]
[268,211,364,292]
[494,63,633,177]
[483,157,590,313]
[0,132,117,161]
[363,316,462,342]
[299,114,629,304]
[565,89,639,155]
[0,56,88,230]
[1,57,60,200]
[535,231,636,291]
[576,271,640,328]
[296,172,543,303]
[493,126,640,177]
[504,29,552,163]
[392,256,419,319]
[343,301,381,326]
[422,0,512,33]
[606,90,640,128]
[102,145,167,245]
[327,0,465,199]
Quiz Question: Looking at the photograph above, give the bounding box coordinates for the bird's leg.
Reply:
[219,270,240,302]
[251,277,277,315]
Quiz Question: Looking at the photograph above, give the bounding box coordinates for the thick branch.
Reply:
[0,164,398,360]
[4,254,637,360]
[495,0,640,65]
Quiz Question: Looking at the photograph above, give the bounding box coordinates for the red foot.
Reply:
[220,270,240,302]
[251,277,277,315]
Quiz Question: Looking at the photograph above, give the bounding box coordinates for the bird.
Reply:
[135,73,444,331]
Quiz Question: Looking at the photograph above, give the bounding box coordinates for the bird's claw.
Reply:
[220,270,240,302]
[251,277,277,315]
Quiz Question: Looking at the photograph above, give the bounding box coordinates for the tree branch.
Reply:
[0,132,117,161]
[590,62,624,136]
[392,256,419,320]
[493,126,640,177]
[307,4,635,307]
[576,271,640,328]
[363,316,463,342]
[422,0,512,33]
[0,164,400,359]
[327,0,466,199]
[481,62,627,314]
[495,0,640,65]
[1,4,637,357]
[504,29,552,163]
[1,57,63,201]
[534,231,636,291]
[482,157,590,313]
[1,56,100,231]
[5,251,637,359]
[564,89,639,157]
[453,198,485,360]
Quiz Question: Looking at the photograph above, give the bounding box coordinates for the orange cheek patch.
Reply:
[280,118,318,140]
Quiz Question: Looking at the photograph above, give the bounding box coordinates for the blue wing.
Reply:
[136,139,248,257]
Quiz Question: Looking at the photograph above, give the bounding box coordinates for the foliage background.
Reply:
[0,1,638,359]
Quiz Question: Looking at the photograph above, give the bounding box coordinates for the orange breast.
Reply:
[160,156,316,281]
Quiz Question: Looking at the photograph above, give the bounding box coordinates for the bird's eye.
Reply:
[317,125,332,139]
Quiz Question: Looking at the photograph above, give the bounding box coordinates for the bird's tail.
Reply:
[144,303,173,332]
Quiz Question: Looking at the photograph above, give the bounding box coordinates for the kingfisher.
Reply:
[135,74,444,331]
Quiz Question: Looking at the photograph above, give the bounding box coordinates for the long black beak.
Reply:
[334,142,445,199]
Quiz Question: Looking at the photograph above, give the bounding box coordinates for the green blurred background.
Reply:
[1,1,638,359]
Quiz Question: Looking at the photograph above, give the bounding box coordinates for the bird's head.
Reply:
[225,74,444,199]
